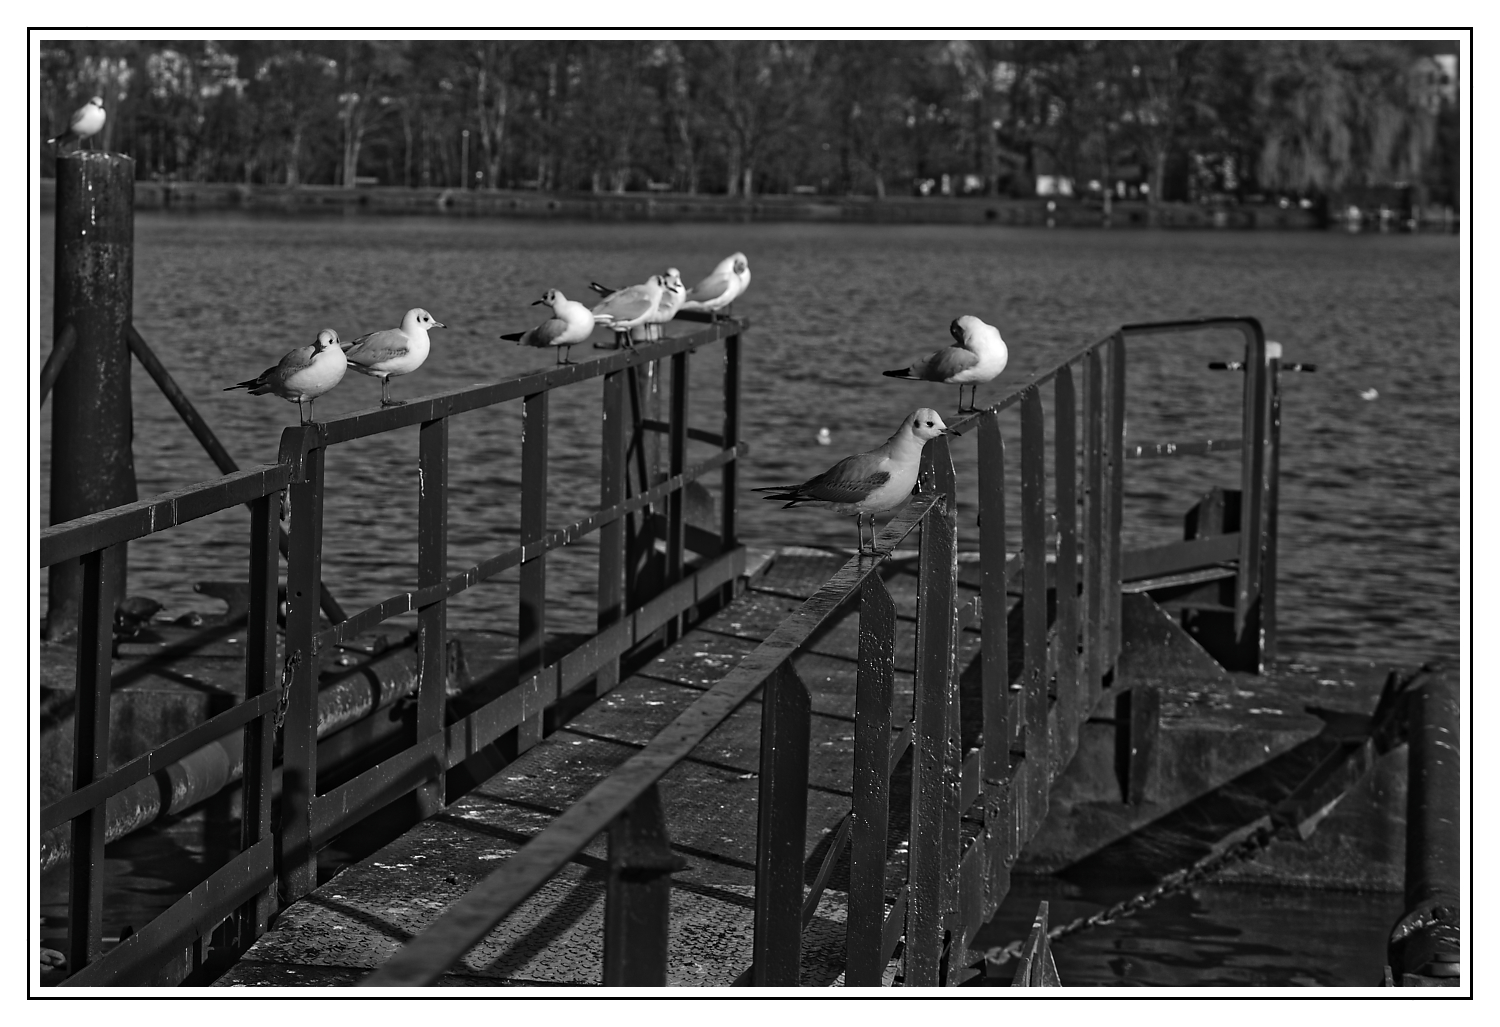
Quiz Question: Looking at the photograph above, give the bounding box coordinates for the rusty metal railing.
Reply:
[40,318,745,985]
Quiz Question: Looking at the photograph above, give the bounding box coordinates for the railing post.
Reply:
[752,661,811,986]
[597,371,628,696]
[1018,387,1049,828]
[666,351,689,642]
[66,546,116,975]
[907,466,957,987]
[846,576,895,986]
[519,390,548,750]
[602,784,684,985]
[721,330,741,556]
[416,416,449,816]
[1053,367,1080,767]
[280,441,325,904]
[46,152,137,640]
[977,411,1012,911]
[1262,350,1282,667]
[1082,347,1106,704]
[235,494,280,947]
[1235,323,1268,657]
[1106,335,1126,674]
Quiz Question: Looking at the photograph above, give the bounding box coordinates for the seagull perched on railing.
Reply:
[48,95,106,151]
[224,329,347,424]
[502,289,594,364]
[591,274,664,349]
[884,315,1009,413]
[753,408,957,554]
[342,307,445,406]
[678,253,750,318]
[590,267,685,343]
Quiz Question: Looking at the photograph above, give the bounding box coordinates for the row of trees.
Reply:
[38,39,1460,207]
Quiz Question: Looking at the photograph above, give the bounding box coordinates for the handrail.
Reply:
[362,492,943,986]
[44,314,748,984]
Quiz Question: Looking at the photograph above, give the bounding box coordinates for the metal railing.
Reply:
[40,317,745,985]
[359,316,1283,987]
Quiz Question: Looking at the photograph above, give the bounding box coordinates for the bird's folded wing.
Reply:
[345,330,409,364]
[921,346,980,380]
[275,345,317,374]
[794,463,891,504]
[686,273,732,303]
[531,319,568,345]
[593,293,652,321]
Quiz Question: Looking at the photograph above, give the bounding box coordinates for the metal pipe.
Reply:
[47,152,138,639]
[40,322,77,403]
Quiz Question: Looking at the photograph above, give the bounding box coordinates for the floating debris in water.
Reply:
[816,427,832,445]
[1361,388,1379,400]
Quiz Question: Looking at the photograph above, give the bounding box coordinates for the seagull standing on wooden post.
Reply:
[502,289,594,364]
[342,307,446,406]
[884,315,1009,413]
[48,96,106,152]
[753,408,958,555]
[224,329,348,424]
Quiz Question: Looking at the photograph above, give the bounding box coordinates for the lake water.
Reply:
[39,213,1459,667]
[37,213,1459,987]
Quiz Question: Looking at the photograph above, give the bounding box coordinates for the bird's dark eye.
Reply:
[926,421,934,427]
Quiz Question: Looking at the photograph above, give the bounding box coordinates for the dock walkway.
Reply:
[219,549,977,986]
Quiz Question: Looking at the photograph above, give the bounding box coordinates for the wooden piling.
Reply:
[47,152,137,639]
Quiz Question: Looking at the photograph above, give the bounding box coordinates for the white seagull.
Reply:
[502,289,594,364]
[224,329,348,424]
[679,253,751,317]
[753,408,957,554]
[883,315,1009,413]
[48,96,106,151]
[342,307,446,406]
[591,275,665,349]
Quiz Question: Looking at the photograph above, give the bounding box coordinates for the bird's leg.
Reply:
[380,376,404,407]
[298,397,307,424]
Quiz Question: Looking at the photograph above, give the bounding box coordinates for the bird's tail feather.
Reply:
[882,368,918,379]
[223,379,258,392]
[589,282,615,297]
[500,331,525,342]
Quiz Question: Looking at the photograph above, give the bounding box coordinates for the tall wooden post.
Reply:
[47,152,136,639]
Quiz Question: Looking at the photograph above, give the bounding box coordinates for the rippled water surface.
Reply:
[40,214,1459,665]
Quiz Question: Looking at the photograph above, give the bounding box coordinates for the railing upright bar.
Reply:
[1235,322,1269,648]
[752,661,811,985]
[721,331,741,557]
[602,783,680,985]
[280,439,325,904]
[519,391,548,751]
[1263,356,1282,666]
[666,351,689,642]
[1019,388,1050,826]
[597,371,628,696]
[1106,335,1127,673]
[846,576,895,986]
[235,494,280,947]
[1053,367,1080,766]
[977,411,1012,911]
[907,466,957,987]
[66,546,114,976]
[1082,347,1105,706]
[416,416,449,816]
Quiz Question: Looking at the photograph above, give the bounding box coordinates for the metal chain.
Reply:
[982,820,1279,969]
[273,650,300,732]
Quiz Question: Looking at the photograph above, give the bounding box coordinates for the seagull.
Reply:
[589,268,686,343]
[48,96,106,151]
[884,315,1009,413]
[342,307,445,406]
[753,408,957,554]
[501,289,594,364]
[591,275,664,349]
[678,253,750,318]
[224,329,348,424]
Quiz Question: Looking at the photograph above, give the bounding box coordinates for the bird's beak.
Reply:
[940,427,960,436]
[531,298,547,306]
[432,321,447,329]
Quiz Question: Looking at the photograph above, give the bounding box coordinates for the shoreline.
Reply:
[37,178,1460,232]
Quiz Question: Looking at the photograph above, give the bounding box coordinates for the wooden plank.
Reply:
[66,547,114,974]
[846,576,895,986]
[236,491,280,946]
[597,371,628,695]
[416,415,449,815]
[280,444,325,904]
[1054,365,1080,768]
[752,662,811,985]
[602,784,682,985]
[1122,533,1241,582]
